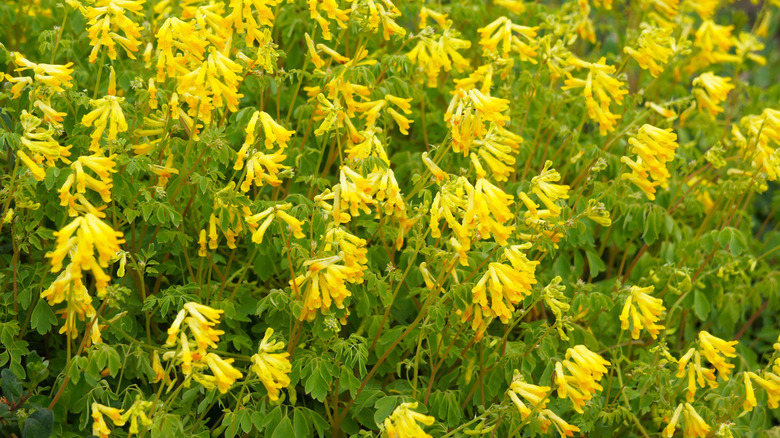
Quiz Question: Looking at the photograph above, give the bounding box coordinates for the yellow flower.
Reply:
[335,166,376,222]
[662,403,684,438]
[121,399,153,434]
[541,409,580,437]
[624,26,676,77]
[11,52,74,92]
[747,371,780,409]
[471,244,538,323]
[387,107,413,135]
[304,33,325,69]
[694,20,735,65]
[82,68,128,151]
[698,331,737,379]
[471,124,523,182]
[693,72,734,118]
[383,402,435,438]
[205,353,243,393]
[84,0,145,63]
[494,0,526,13]
[418,6,448,29]
[292,256,354,321]
[530,160,570,217]
[619,285,666,339]
[308,0,350,41]
[151,351,167,383]
[682,403,710,437]
[17,150,47,181]
[407,24,471,87]
[147,79,158,109]
[507,371,550,413]
[464,178,516,246]
[251,328,292,401]
[621,124,679,200]
[562,57,628,135]
[554,346,610,413]
[743,372,758,411]
[92,402,126,438]
[19,111,72,166]
[477,16,539,62]
[422,152,448,182]
[198,229,208,257]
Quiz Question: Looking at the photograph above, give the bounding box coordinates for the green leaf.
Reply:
[271,416,294,438]
[30,299,57,335]
[22,408,53,438]
[1,368,23,404]
[694,290,710,320]
[373,396,399,427]
[585,247,606,278]
[642,206,660,245]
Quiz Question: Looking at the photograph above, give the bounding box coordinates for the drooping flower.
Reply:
[84,0,145,63]
[507,370,550,419]
[471,244,538,324]
[621,124,679,200]
[698,331,737,379]
[693,72,734,118]
[81,67,128,151]
[662,403,684,438]
[563,57,628,135]
[681,403,711,438]
[619,285,666,339]
[250,328,292,401]
[477,16,539,62]
[382,402,435,438]
[624,26,676,77]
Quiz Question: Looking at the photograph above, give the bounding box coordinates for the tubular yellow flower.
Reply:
[619,285,666,339]
[508,372,550,412]
[662,404,684,438]
[693,72,734,118]
[19,111,72,166]
[744,372,757,411]
[562,57,628,135]
[92,403,126,438]
[477,16,539,62]
[747,371,780,408]
[291,254,361,321]
[17,150,47,181]
[418,6,448,29]
[387,107,413,135]
[621,124,679,200]
[464,178,515,246]
[694,20,735,65]
[698,331,737,379]
[204,353,243,393]
[151,350,166,383]
[471,124,523,182]
[383,402,435,438]
[682,403,710,437]
[530,160,570,216]
[84,0,145,63]
[422,152,447,182]
[82,68,127,151]
[11,52,74,92]
[198,229,208,257]
[305,33,325,68]
[541,409,580,437]
[624,26,676,77]
[251,328,292,401]
[407,24,472,87]
[471,244,538,323]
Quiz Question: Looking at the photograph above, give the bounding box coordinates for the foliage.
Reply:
[1,0,780,437]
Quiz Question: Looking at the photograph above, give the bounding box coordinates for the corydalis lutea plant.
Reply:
[0,0,779,437]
